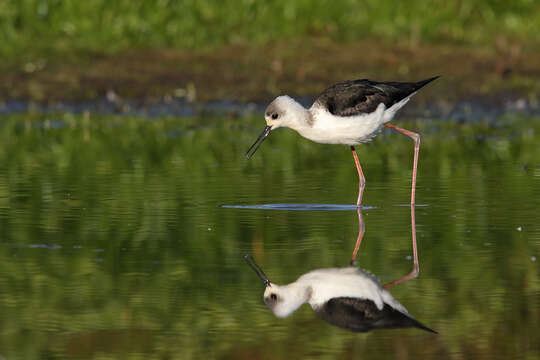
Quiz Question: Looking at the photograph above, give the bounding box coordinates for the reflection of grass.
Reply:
[0,113,539,358]
[2,1,539,61]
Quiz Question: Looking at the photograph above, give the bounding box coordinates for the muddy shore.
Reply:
[2,40,539,106]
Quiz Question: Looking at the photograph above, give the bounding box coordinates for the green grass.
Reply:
[1,0,540,62]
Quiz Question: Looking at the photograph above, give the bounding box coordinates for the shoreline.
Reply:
[2,40,539,106]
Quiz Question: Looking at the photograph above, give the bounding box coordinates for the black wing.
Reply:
[315,76,439,117]
[315,297,437,333]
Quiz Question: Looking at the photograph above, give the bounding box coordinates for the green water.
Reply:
[0,112,539,359]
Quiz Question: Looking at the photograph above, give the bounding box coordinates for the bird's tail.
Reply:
[410,316,438,334]
[413,76,440,92]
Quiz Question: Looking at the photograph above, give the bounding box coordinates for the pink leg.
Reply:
[383,204,419,288]
[350,146,366,207]
[384,123,420,206]
[350,207,365,266]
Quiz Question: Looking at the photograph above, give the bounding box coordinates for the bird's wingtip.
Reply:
[423,326,439,334]
[415,321,438,334]
[414,76,440,90]
[423,75,440,83]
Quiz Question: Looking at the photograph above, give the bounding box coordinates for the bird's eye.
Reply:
[270,293,277,301]
[271,113,278,120]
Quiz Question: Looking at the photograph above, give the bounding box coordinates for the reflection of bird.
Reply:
[244,255,436,333]
[246,77,439,206]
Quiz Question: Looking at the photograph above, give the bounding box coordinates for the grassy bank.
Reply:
[2,0,540,62]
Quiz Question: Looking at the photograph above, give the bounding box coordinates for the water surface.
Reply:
[0,112,538,359]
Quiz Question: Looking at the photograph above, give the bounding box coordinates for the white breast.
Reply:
[298,267,409,314]
[300,103,385,145]
[299,94,414,146]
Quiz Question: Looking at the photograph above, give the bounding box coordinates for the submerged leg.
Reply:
[350,146,366,207]
[350,207,365,266]
[383,123,420,206]
[383,204,419,288]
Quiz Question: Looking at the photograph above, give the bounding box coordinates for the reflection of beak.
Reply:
[244,254,271,287]
[245,125,272,159]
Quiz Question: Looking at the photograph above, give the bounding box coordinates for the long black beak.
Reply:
[244,254,271,287]
[245,125,272,159]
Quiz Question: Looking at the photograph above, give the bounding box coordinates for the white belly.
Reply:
[299,95,413,145]
[306,105,385,144]
[298,267,408,314]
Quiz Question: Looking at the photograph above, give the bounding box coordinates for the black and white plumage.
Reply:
[246,77,438,156]
[244,255,436,334]
[315,77,439,117]
[316,296,434,333]
[245,76,439,206]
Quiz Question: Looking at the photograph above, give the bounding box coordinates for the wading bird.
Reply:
[243,199,434,333]
[246,77,439,206]
[244,253,435,333]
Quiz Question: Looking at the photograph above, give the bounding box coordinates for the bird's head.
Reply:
[263,96,295,130]
[245,96,306,158]
[244,254,311,318]
[263,283,311,318]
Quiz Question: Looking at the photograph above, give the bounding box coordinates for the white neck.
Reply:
[287,101,311,131]
[268,282,312,318]
[274,96,311,131]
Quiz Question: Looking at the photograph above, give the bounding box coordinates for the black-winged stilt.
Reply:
[244,254,435,333]
[246,77,439,206]
[244,200,434,333]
